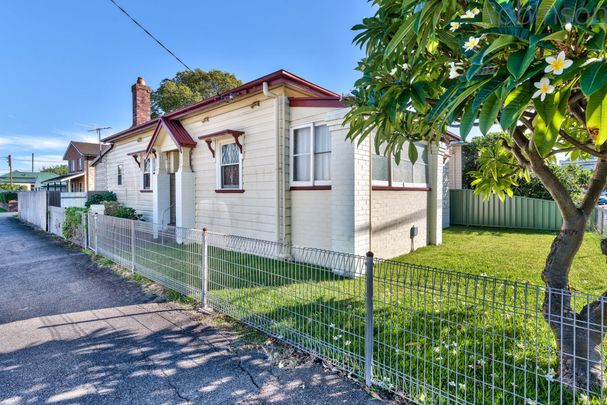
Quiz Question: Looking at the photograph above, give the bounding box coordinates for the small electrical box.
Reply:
[410,225,418,239]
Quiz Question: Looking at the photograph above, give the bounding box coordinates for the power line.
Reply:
[108,0,192,71]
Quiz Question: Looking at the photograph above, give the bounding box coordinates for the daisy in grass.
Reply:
[463,37,480,52]
[532,78,554,101]
[545,51,573,75]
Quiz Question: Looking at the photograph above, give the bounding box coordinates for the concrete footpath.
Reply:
[0,214,376,404]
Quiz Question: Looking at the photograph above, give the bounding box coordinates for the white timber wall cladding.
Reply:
[102,132,154,221]
[371,190,429,259]
[291,190,332,249]
[289,108,338,251]
[94,159,107,191]
[183,97,278,241]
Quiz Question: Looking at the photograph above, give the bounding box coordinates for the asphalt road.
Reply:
[0,214,375,404]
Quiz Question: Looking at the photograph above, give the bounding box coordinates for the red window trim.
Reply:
[372,186,431,192]
[215,189,245,193]
[290,186,332,191]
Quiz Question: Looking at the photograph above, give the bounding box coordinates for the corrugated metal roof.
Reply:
[145,118,196,154]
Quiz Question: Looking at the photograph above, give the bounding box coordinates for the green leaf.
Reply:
[459,104,477,141]
[408,141,419,165]
[587,28,606,51]
[587,84,607,145]
[384,16,415,56]
[507,46,536,80]
[500,83,533,129]
[479,93,501,135]
[533,84,572,156]
[488,0,517,25]
[535,0,558,32]
[580,62,607,96]
[472,73,507,110]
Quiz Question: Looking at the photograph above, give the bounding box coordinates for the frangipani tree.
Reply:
[346,0,607,389]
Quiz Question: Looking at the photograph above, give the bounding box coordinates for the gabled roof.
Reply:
[145,117,197,154]
[63,141,110,160]
[103,69,341,144]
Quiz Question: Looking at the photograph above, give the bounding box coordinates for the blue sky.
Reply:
[0,0,373,174]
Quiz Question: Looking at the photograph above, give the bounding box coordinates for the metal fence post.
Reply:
[364,251,374,387]
[82,212,88,248]
[201,227,209,307]
[130,219,136,273]
[93,214,98,253]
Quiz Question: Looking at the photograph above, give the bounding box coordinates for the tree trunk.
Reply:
[542,217,607,390]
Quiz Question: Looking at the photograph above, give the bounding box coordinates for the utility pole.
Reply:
[31,153,34,172]
[7,155,12,186]
[88,127,112,154]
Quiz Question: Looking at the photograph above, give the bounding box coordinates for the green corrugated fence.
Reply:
[450,189,605,232]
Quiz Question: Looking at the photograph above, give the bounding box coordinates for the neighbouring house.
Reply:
[49,141,109,192]
[93,71,462,259]
[559,156,597,170]
[0,171,58,190]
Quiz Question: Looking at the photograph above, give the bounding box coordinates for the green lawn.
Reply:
[93,225,607,404]
[399,226,607,295]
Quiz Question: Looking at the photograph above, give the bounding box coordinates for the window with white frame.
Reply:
[142,158,152,190]
[291,124,331,186]
[78,158,83,171]
[372,141,430,187]
[217,140,241,189]
[69,160,75,172]
[117,165,123,186]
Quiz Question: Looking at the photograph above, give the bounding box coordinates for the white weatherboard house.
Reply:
[93,70,461,259]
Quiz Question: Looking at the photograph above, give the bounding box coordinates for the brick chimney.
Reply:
[132,77,151,127]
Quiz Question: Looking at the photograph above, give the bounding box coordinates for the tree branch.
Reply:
[547,147,577,157]
[580,159,607,217]
[513,127,580,221]
[558,130,607,158]
[503,140,530,168]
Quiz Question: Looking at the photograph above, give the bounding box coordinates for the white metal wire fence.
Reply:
[81,213,607,404]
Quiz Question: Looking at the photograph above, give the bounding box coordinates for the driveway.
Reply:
[0,214,375,404]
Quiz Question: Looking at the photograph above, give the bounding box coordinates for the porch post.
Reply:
[152,153,170,236]
[175,147,195,230]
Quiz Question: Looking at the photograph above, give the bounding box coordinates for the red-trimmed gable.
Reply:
[145,117,196,154]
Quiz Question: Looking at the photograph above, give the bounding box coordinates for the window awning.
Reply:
[127,148,156,166]
[198,129,244,158]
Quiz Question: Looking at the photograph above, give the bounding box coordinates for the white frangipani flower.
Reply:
[545,51,573,75]
[448,62,464,79]
[450,22,461,31]
[463,37,480,51]
[532,78,555,101]
[462,10,476,18]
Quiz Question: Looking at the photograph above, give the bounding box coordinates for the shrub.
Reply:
[85,191,117,208]
[103,201,142,221]
[0,192,18,204]
[62,207,87,239]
